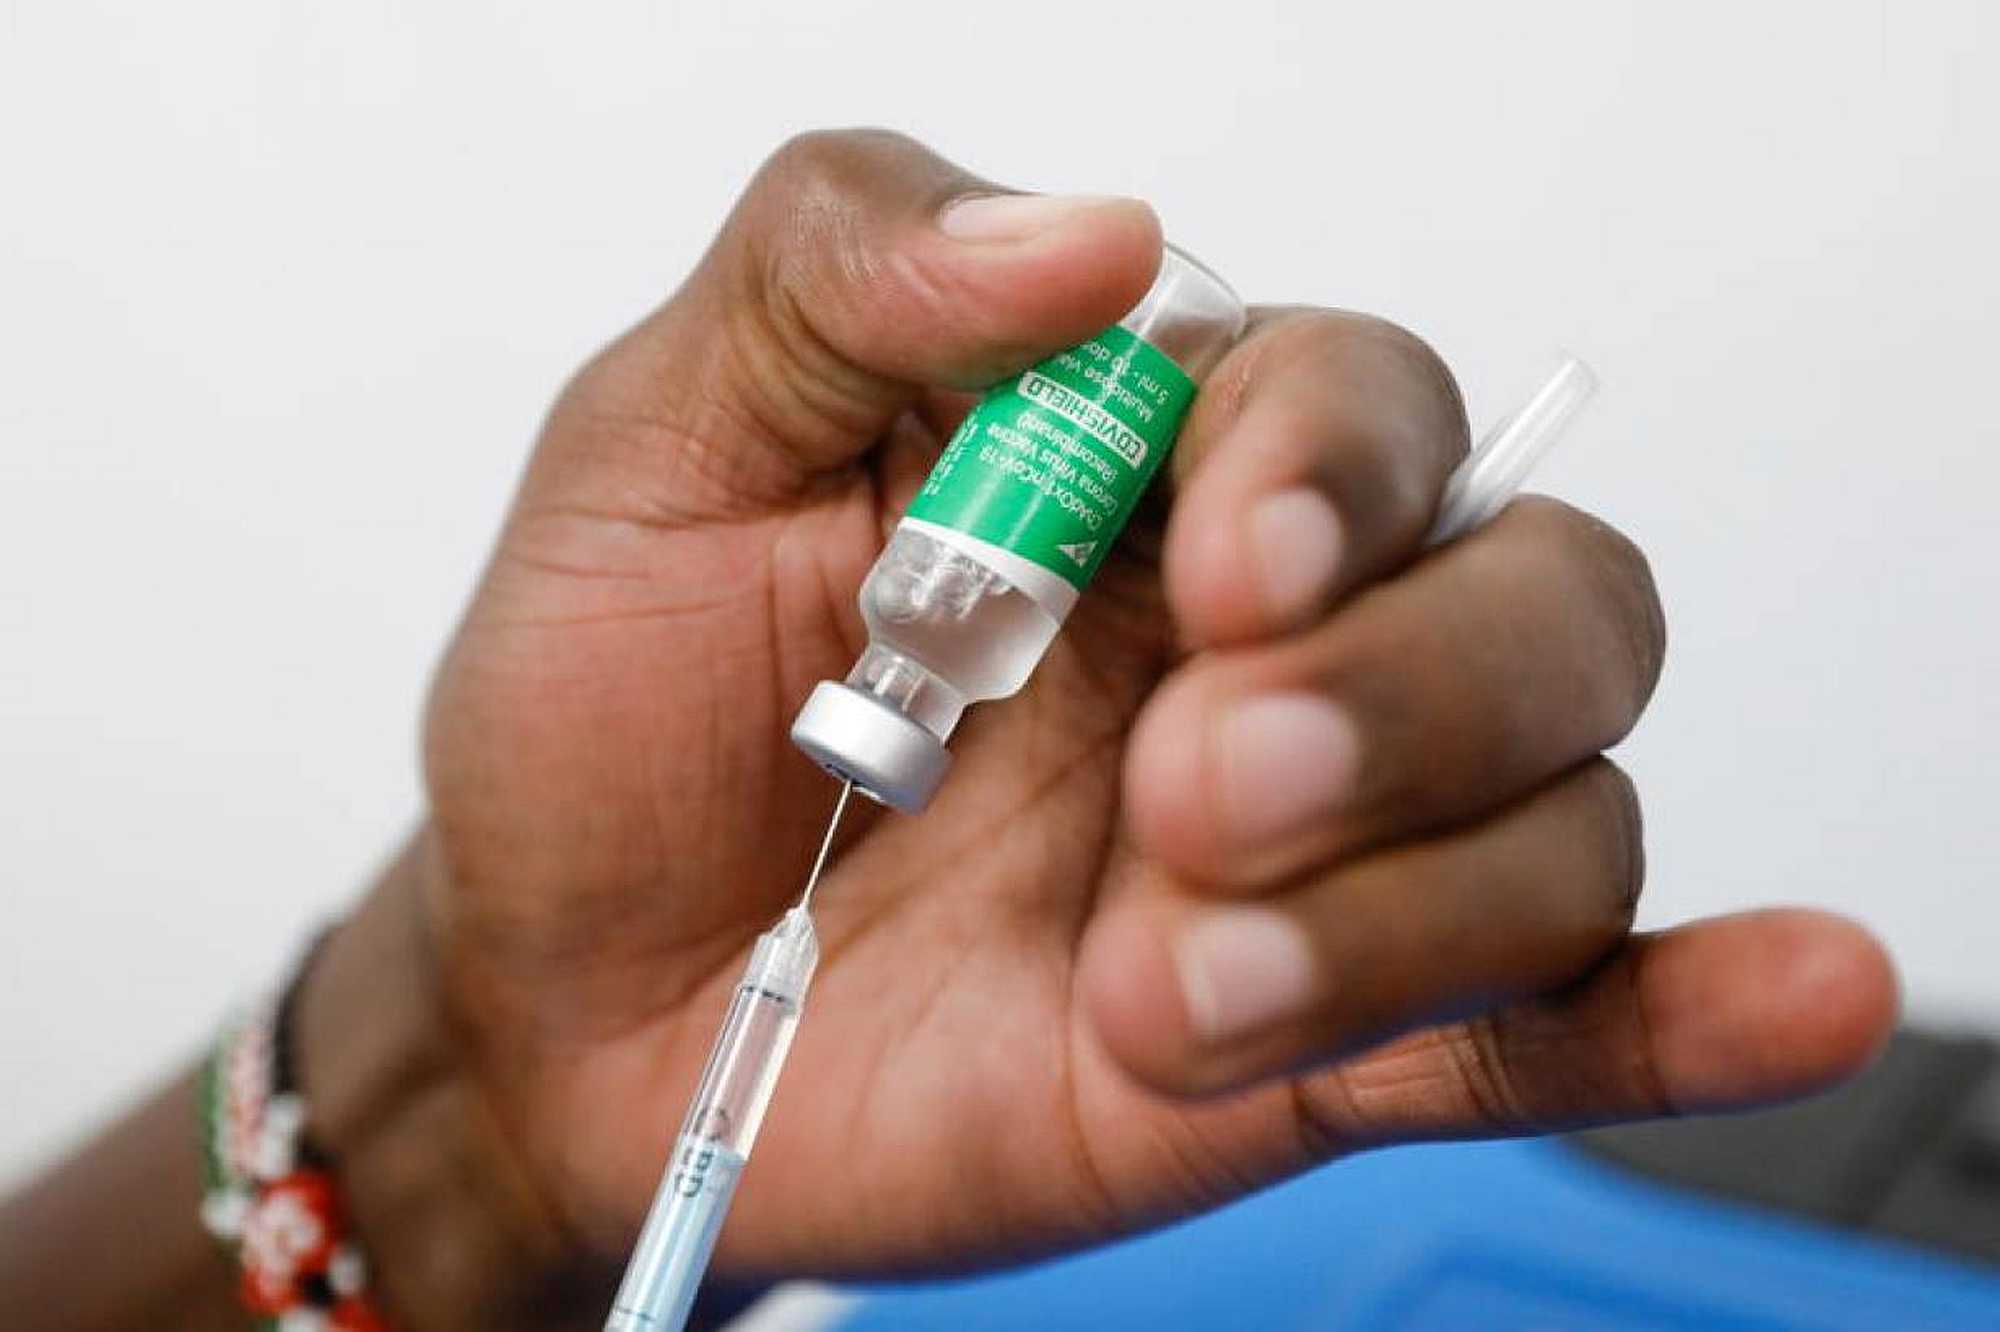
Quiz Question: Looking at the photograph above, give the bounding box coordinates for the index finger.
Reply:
[1163,309,1470,647]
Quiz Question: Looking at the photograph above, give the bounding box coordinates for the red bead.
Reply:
[330,1297,393,1331]
[239,1263,296,1315]
[239,1170,342,1310]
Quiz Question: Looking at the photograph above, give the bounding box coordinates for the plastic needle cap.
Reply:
[1427,355,1598,547]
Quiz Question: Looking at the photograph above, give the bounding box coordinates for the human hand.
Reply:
[304,130,1896,1328]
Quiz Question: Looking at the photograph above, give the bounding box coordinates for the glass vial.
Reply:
[791,244,1245,811]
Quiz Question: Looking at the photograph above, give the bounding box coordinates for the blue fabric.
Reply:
[834,1139,2000,1330]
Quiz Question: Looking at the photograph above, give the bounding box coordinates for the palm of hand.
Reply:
[422,386,1304,1278]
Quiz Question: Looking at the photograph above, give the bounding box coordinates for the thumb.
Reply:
[553,129,1163,498]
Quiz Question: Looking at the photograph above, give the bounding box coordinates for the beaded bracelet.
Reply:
[200,940,391,1332]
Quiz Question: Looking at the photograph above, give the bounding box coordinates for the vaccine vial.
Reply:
[791,244,1245,811]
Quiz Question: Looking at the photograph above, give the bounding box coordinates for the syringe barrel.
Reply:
[605,911,818,1332]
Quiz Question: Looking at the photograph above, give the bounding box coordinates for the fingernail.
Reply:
[1175,908,1319,1042]
[939,193,1119,242]
[1215,694,1361,844]
[1249,487,1342,621]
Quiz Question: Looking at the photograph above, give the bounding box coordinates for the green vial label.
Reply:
[905,325,1197,589]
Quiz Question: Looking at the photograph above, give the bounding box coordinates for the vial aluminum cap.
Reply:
[790,680,951,813]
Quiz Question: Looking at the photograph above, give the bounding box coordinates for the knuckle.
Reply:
[1247,310,1455,400]
[1580,759,1647,917]
[1257,307,1446,382]
[1442,1015,1535,1133]
[1325,630,1496,827]
[747,128,934,300]
[1290,1070,1361,1160]
[1364,316,1460,398]
[760,127,911,201]
[1360,325,1468,516]
[752,130,882,287]
[1253,306,1367,357]
[1349,315,1471,468]
[1523,498,1669,734]
[762,129,839,188]
[1588,518,1668,723]
[735,128,986,383]
[729,130,935,430]
[1234,311,1470,537]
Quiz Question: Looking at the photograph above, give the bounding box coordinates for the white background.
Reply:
[4,0,1996,1196]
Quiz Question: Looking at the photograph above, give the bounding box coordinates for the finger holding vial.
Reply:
[1127,496,1666,889]
[1083,325,1670,1095]
[1160,309,1472,648]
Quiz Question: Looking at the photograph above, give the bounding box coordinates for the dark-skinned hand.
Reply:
[297,130,1897,1330]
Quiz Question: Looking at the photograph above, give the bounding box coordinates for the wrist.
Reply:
[295,831,586,1331]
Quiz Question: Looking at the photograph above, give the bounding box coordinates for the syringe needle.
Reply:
[797,779,853,913]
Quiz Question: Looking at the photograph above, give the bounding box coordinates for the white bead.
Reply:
[253,1126,296,1181]
[329,1244,367,1297]
[278,1309,329,1332]
[254,1093,308,1179]
[265,1093,306,1137]
[199,1187,252,1239]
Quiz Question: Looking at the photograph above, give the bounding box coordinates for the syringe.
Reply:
[603,354,1600,1331]
[604,782,852,1332]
